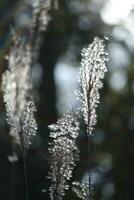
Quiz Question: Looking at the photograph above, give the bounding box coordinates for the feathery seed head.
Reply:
[48,113,79,200]
[77,37,109,134]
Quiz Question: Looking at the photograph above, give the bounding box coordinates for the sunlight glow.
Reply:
[101,0,134,25]
[54,62,78,114]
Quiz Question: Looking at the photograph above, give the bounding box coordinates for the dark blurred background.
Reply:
[0,0,134,199]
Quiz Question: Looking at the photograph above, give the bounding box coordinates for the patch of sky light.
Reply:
[31,63,43,86]
[88,0,105,14]
[68,0,89,14]
[82,168,104,187]
[123,13,134,50]
[78,15,92,31]
[69,0,105,14]
[101,0,134,25]
[14,6,32,27]
[31,63,43,102]
[54,60,79,115]
[112,13,134,51]
[100,0,134,51]
[98,153,113,173]
[108,42,130,72]
[93,129,105,145]
[109,70,128,92]
[112,27,129,42]
[102,182,115,198]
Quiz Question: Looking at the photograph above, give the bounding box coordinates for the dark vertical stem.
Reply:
[19,128,29,200]
[22,149,29,200]
[86,81,93,199]
[87,128,93,199]
[10,145,17,200]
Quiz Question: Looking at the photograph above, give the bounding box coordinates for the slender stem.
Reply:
[22,150,29,200]
[87,128,93,199]
[19,127,29,200]
[86,79,93,199]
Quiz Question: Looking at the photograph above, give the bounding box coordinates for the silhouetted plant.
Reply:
[48,113,79,200]
[2,1,109,199]
[49,37,109,200]
[74,37,108,199]
[1,0,56,200]
[2,35,37,149]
